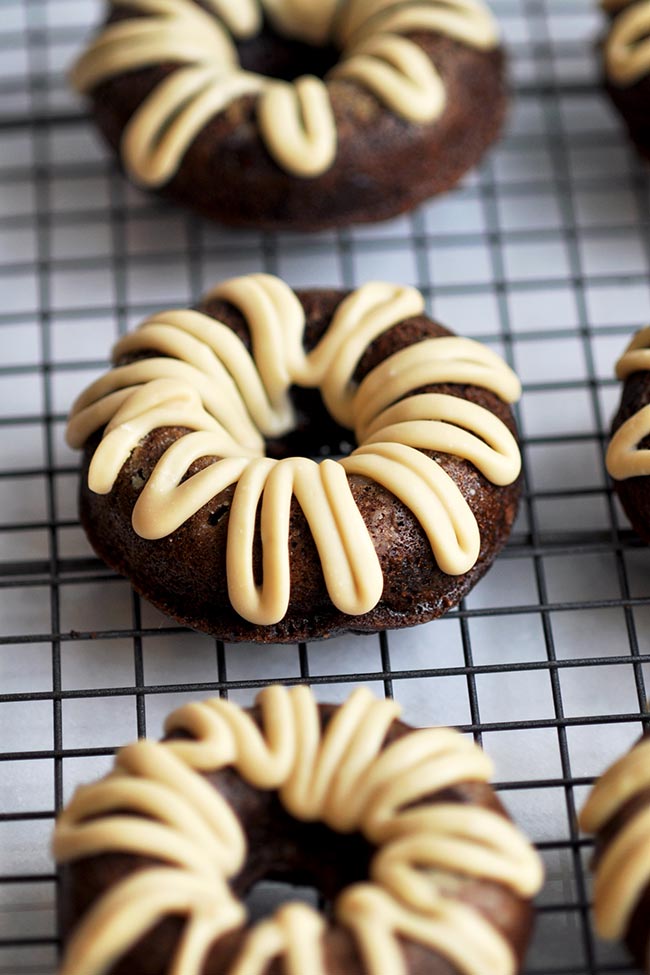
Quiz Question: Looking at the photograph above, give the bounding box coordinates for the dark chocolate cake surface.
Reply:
[601,0,650,160]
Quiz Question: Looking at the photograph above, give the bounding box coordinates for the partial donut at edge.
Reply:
[59,704,535,975]
[610,370,650,542]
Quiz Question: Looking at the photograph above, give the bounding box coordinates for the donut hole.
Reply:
[236,21,341,83]
[245,880,320,922]
[234,814,376,911]
[214,763,376,916]
[264,385,355,461]
[199,293,357,461]
[235,817,375,921]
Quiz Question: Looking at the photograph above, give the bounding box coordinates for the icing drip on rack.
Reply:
[602,0,650,87]
[66,274,521,627]
[606,326,650,479]
[580,736,650,941]
[70,0,499,181]
[54,685,544,975]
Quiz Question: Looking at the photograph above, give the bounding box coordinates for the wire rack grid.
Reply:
[3,0,650,972]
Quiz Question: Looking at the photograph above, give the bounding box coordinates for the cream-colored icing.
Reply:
[70,0,499,183]
[66,274,521,627]
[580,737,650,941]
[337,0,498,47]
[602,0,650,87]
[606,326,650,480]
[330,33,446,122]
[54,685,544,975]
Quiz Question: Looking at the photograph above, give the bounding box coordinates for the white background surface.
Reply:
[1,0,649,972]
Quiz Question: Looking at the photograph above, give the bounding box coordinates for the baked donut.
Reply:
[53,684,544,975]
[66,274,522,643]
[606,327,650,541]
[69,0,507,230]
[601,0,650,158]
[580,732,650,969]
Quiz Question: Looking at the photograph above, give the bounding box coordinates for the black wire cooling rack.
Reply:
[4,0,650,972]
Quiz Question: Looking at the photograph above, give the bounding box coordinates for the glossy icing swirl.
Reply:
[70,0,499,181]
[580,735,650,941]
[54,685,544,975]
[606,326,650,480]
[602,0,650,87]
[66,274,521,627]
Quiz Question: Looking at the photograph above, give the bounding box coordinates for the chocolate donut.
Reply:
[65,274,522,643]
[69,0,507,230]
[606,327,650,541]
[54,684,544,975]
[601,0,650,158]
[580,733,650,969]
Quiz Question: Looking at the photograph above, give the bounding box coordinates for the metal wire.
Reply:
[2,0,650,972]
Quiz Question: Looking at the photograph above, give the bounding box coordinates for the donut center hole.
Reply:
[237,21,340,83]
[264,386,355,461]
[245,880,321,922]
[266,386,356,461]
[233,794,376,916]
